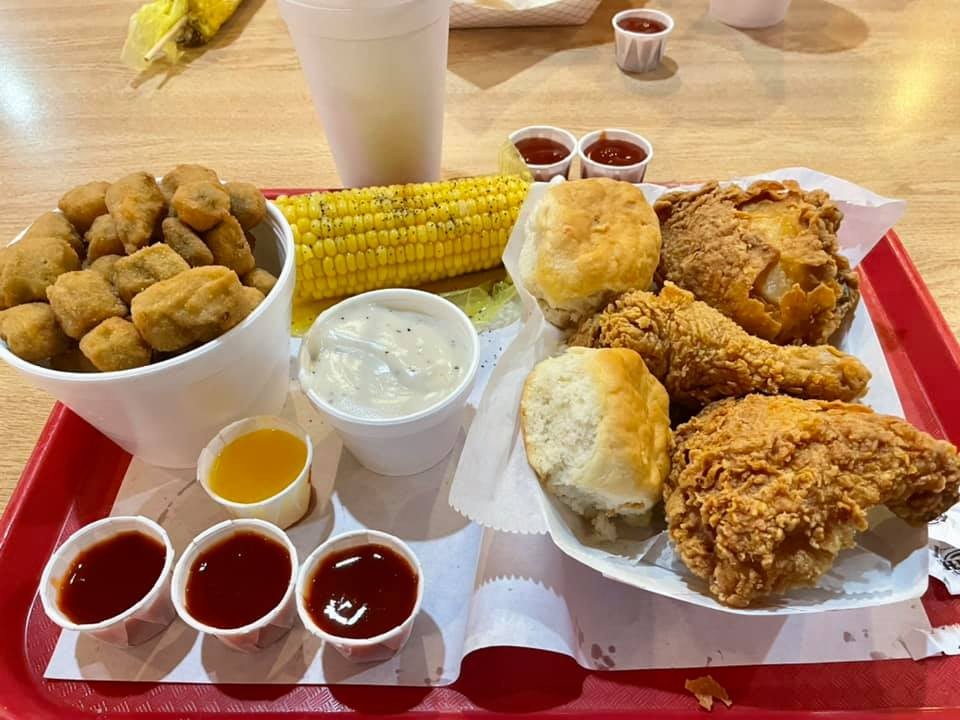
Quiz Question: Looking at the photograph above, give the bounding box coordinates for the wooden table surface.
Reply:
[1,0,958,513]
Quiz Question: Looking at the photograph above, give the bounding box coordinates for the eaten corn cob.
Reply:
[276,175,530,310]
[122,0,244,71]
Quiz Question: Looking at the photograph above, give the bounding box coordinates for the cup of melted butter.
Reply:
[298,288,480,476]
[198,415,315,529]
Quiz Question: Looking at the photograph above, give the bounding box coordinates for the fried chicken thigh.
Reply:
[655,180,859,345]
[568,283,870,407]
[665,395,960,607]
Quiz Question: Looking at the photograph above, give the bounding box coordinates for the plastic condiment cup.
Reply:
[612,9,674,74]
[0,200,295,469]
[297,288,480,477]
[508,126,578,182]
[39,516,176,647]
[276,0,450,187]
[709,0,791,29]
[198,416,316,530]
[296,529,423,663]
[578,129,654,183]
[171,519,299,653]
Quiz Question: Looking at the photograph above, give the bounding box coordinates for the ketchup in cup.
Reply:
[508,125,578,181]
[578,129,653,182]
[584,136,649,167]
[617,16,668,33]
[515,137,571,166]
[612,9,674,74]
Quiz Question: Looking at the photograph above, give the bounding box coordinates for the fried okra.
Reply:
[172,181,230,232]
[113,244,190,304]
[160,164,219,203]
[224,182,267,230]
[79,317,152,371]
[204,215,255,276]
[23,211,83,256]
[162,217,214,267]
[105,172,166,254]
[86,254,123,284]
[131,266,245,352]
[0,236,80,307]
[58,181,110,233]
[0,303,70,362]
[46,270,127,339]
[50,344,98,373]
[84,214,125,261]
[242,267,277,297]
[236,286,265,323]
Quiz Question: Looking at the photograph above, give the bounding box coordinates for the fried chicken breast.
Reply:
[568,283,870,407]
[665,395,960,607]
[655,180,858,345]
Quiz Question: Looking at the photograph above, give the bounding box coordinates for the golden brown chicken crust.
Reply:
[655,180,858,345]
[665,394,960,607]
[568,283,870,407]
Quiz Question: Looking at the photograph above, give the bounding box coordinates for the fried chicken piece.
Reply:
[80,317,152,371]
[59,181,110,233]
[204,215,255,276]
[569,283,870,407]
[23,211,83,256]
[242,267,277,296]
[105,172,166,254]
[162,217,214,267]
[0,236,80,307]
[159,164,220,203]
[665,394,960,607]
[113,244,190,304]
[46,270,127,339]
[84,214,125,261]
[131,266,245,351]
[0,303,70,362]
[172,181,230,231]
[223,181,267,230]
[656,180,858,345]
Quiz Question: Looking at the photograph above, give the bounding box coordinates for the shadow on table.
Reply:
[129,0,266,89]
[619,55,679,82]
[448,0,635,90]
[739,0,869,54]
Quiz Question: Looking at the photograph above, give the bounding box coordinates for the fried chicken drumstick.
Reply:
[655,180,859,345]
[665,395,960,607]
[568,283,870,407]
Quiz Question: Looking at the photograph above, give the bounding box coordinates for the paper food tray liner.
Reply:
[451,0,602,28]
[449,168,929,615]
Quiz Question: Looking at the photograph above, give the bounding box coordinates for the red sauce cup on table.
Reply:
[578,129,653,183]
[509,125,578,182]
[296,529,423,664]
[612,9,674,73]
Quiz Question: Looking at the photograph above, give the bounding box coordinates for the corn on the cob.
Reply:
[122,0,243,70]
[276,175,530,304]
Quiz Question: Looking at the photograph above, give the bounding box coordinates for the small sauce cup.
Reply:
[578,128,654,183]
[171,519,299,653]
[613,9,674,74]
[198,415,315,529]
[508,125,578,181]
[297,288,480,477]
[39,516,176,647]
[296,529,423,664]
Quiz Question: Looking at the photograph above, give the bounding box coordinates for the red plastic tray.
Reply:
[3,224,960,719]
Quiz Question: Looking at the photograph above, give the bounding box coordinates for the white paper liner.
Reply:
[448,168,939,614]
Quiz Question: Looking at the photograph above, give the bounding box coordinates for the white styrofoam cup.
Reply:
[0,201,295,468]
[296,529,423,663]
[276,0,451,187]
[709,0,791,29]
[171,519,299,653]
[39,516,176,647]
[298,288,479,477]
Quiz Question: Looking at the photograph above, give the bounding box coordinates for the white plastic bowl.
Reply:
[297,288,480,476]
[296,529,423,664]
[171,518,299,653]
[508,125,578,182]
[39,516,176,647]
[578,128,654,183]
[197,415,316,529]
[0,200,295,468]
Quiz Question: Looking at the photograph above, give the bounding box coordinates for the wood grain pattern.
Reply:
[1,0,958,513]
